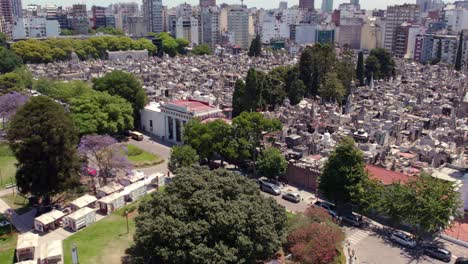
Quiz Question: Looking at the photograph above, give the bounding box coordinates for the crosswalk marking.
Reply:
[347,230,371,245]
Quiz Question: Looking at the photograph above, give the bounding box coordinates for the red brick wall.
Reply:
[286,162,320,192]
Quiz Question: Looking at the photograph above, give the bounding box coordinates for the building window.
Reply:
[149,120,153,131]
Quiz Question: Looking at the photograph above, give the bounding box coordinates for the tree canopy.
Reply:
[11,36,156,63]
[0,68,33,96]
[7,96,80,198]
[69,91,134,135]
[0,46,23,74]
[356,51,365,86]
[257,147,287,180]
[455,31,464,71]
[365,48,395,80]
[168,145,199,172]
[96,27,124,35]
[131,166,288,263]
[319,137,368,205]
[248,35,262,57]
[287,207,345,264]
[380,173,461,237]
[0,92,28,127]
[78,135,132,184]
[92,70,147,126]
[318,72,346,103]
[191,44,212,55]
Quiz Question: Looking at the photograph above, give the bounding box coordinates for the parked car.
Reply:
[389,231,417,248]
[282,193,301,203]
[341,214,364,227]
[424,246,451,262]
[314,201,338,218]
[260,183,281,195]
[455,257,468,264]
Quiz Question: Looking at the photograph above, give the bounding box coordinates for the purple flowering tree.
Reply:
[78,135,132,186]
[0,92,28,128]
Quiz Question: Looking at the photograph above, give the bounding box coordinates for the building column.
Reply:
[173,117,177,143]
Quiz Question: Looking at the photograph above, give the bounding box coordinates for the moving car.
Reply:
[260,182,281,196]
[314,201,338,218]
[130,131,144,141]
[424,246,451,262]
[389,231,417,248]
[282,193,301,203]
[341,214,364,227]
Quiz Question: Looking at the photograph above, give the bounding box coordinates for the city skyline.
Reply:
[22,0,416,10]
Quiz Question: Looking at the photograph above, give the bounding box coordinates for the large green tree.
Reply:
[0,32,7,47]
[248,35,262,57]
[299,44,336,96]
[131,166,288,264]
[455,31,464,71]
[168,145,199,172]
[319,137,368,205]
[381,174,462,238]
[0,68,32,96]
[318,71,346,103]
[92,70,147,126]
[356,51,365,86]
[0,47,23,74]
[257,147,287,180]
[364,55,380,81]
[232,79,246,117]
[7,96,80,199]
[183,119,215,162]
[69,91,134,135]
[33,79,92,102]
[232,112,282,177]
[192,44,212,55]
[368,48,395,80]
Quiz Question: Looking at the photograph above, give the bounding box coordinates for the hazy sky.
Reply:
[23,0,417,11]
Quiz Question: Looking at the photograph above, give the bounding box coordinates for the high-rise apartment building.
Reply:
[321,0,333,12]
[201,6,220,48]
[175,3,199,45]
[227,5,250,49]
[0,0,14,25]
[200,0,216,8]
[71,4,89,35]
[350,0,359,6]
[92,6,107,29]
[384,4,420,52]
[143,0,164,34]
[299,0,314,10]
[12,0,21,18]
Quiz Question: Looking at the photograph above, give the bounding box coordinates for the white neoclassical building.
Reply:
[141,99,224,144]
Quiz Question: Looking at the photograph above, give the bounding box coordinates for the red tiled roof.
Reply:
[366,164,412,185]
[170,100,214,111]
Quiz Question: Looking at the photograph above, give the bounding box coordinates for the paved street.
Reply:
[261,186,468,264]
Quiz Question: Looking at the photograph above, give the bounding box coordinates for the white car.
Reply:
[390,232,417,248]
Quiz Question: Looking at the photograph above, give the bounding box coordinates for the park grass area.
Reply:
[0,144,16,188]
[0,233,16,264]
[126,144,163,167]
[63,203,140,264]
[0,193,30,215]
[0,215,17,264]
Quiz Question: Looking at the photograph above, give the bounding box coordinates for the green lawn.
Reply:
[63,205,137,264]
[0,215,17,264]
[0,233,16,264]
[0,194,30,215]
[0,144,16,188]
[126,144,163,167]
